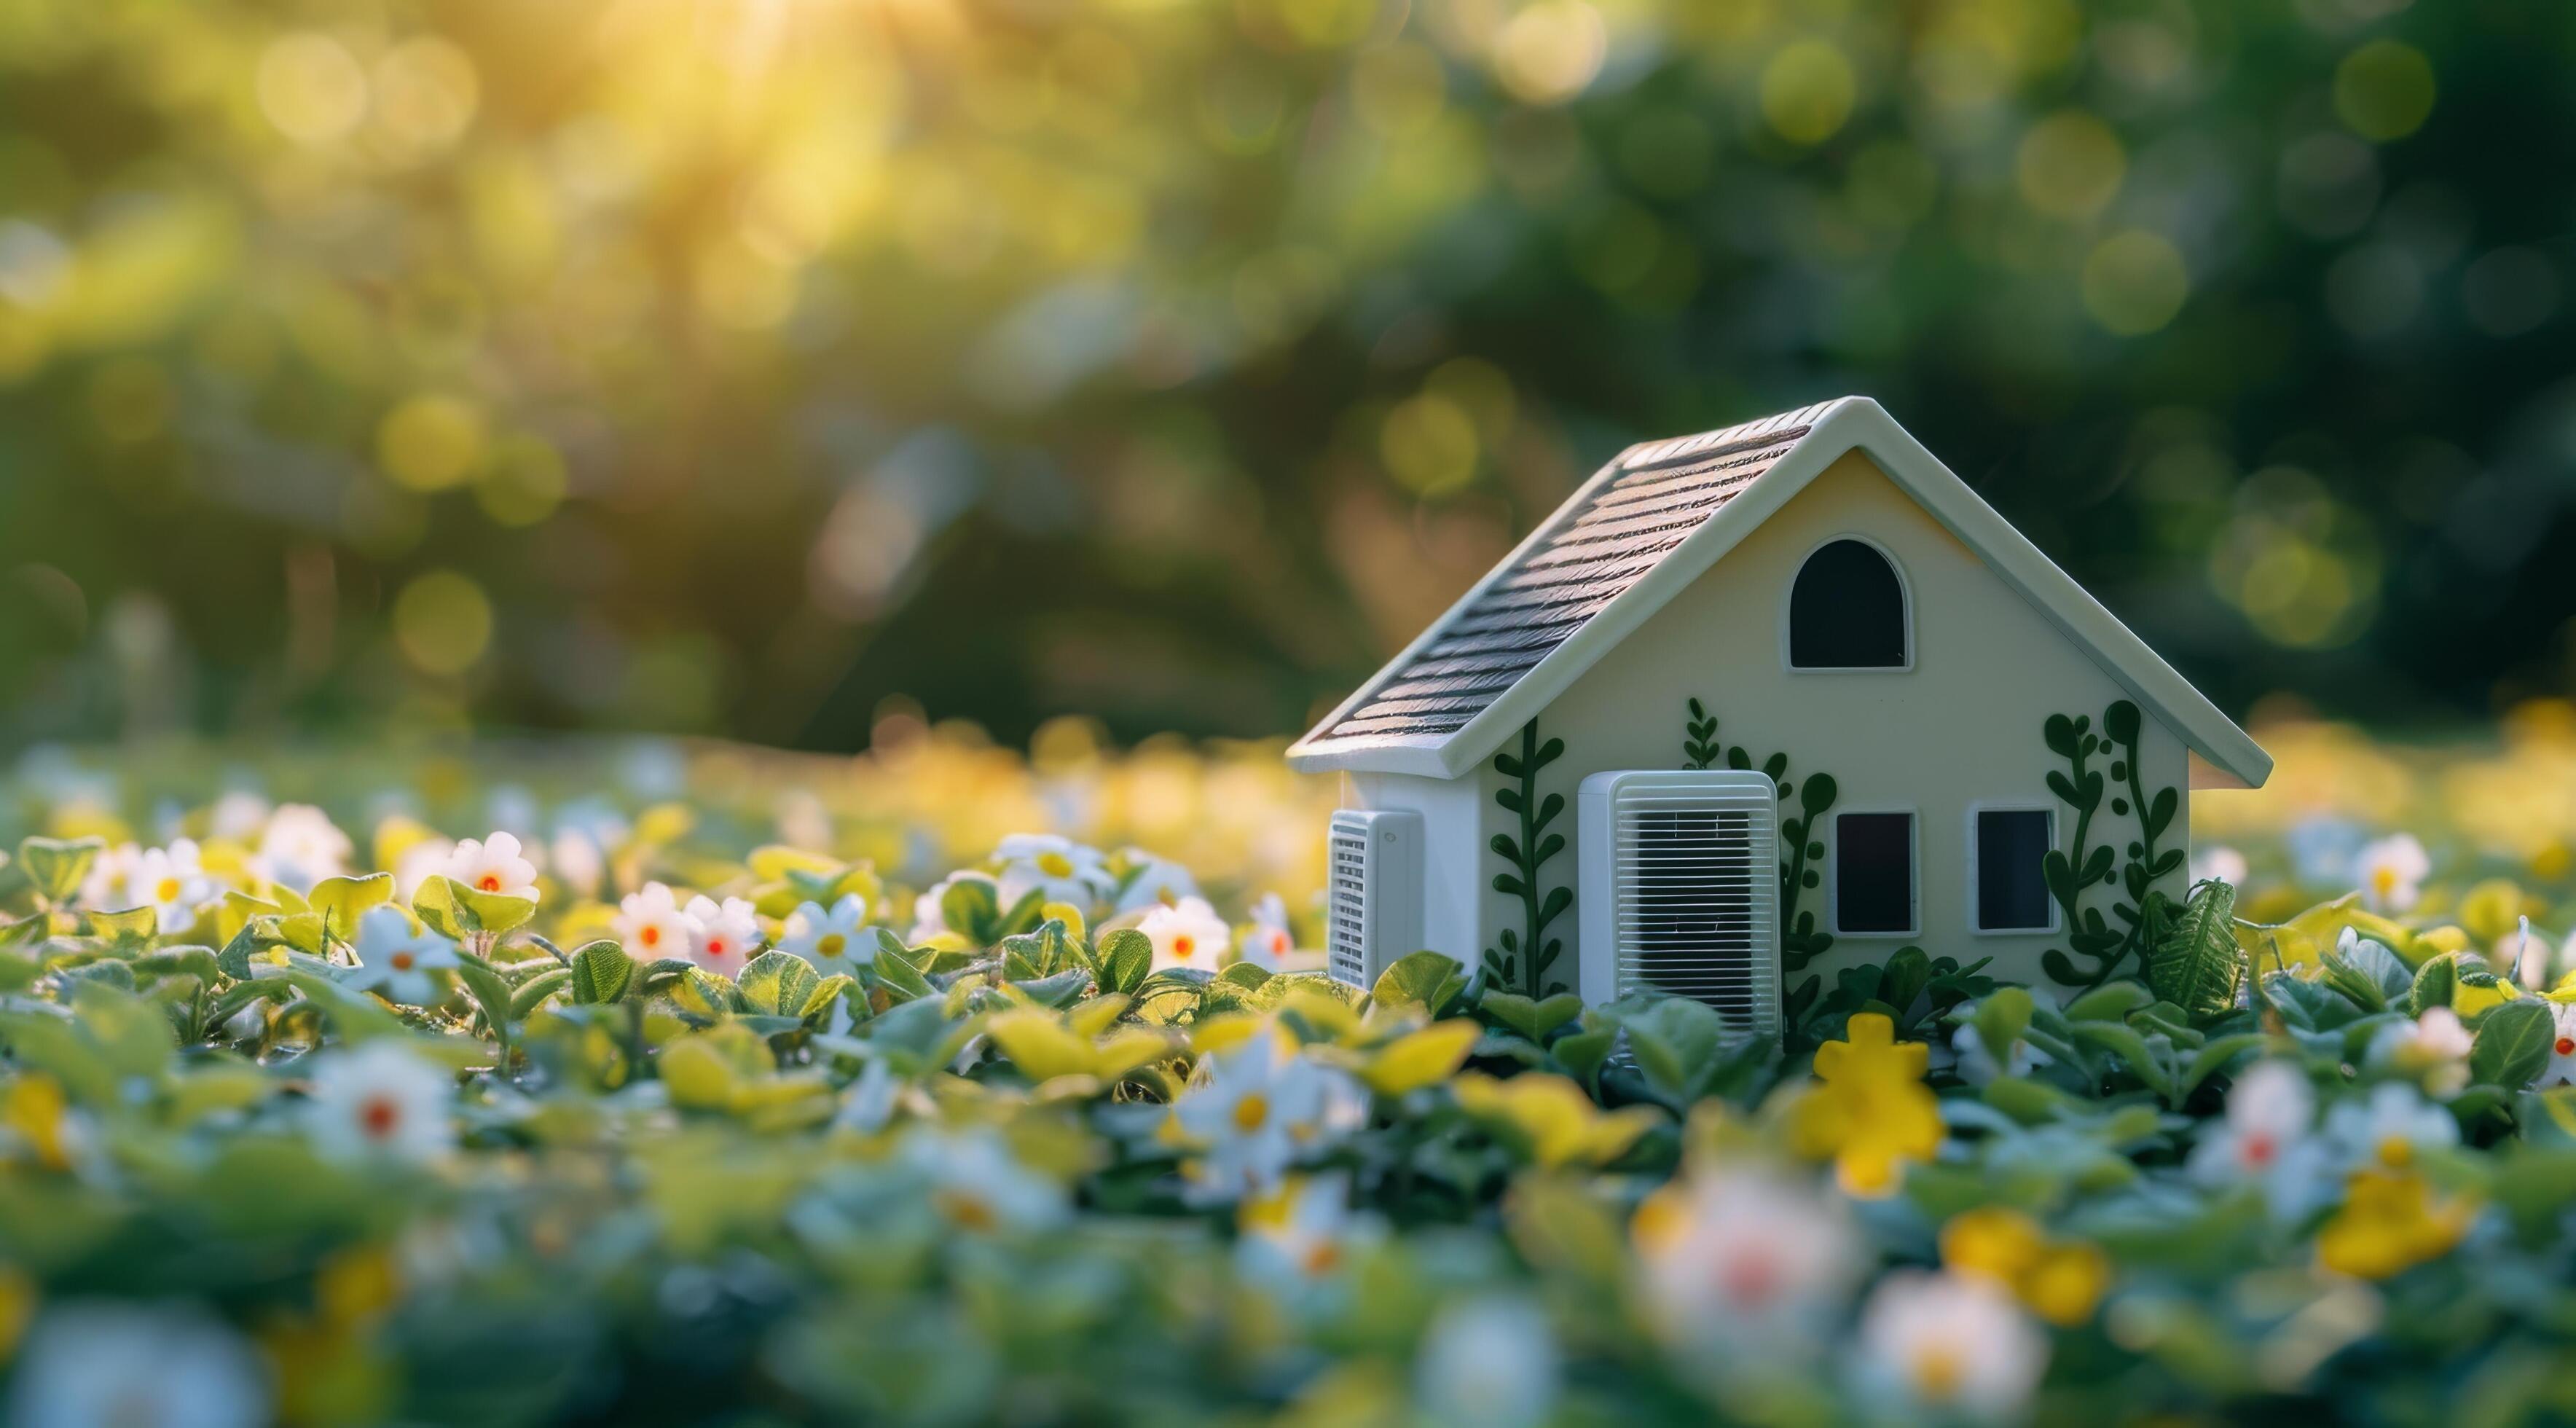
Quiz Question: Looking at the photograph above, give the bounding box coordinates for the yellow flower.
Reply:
[1788,1013,1941,1197]
[2316,1169,2475,1279]
[1939,1206,2112,1326]
[3,1075,71,1172]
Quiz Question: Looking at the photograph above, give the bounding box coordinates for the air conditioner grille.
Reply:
[1611,784,1780,1037]
[1327,814,1371,988]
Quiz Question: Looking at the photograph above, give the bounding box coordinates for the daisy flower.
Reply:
[441,831,539,903]
[306,1040,456,1165]
[2367,1005,2474,1096]
[6,1303,270,1428]
[345,905,461,1008]
[778,893,872,976]
[256,804,352,893]
[2542,1001,2576,1089]
[906,1127,1067,1235]
[2323,1080,2459,1172]
[1237,1173,1380,1303]
[1631,1167,1861,1362]
[2188,1059,2330,1220]
[2354,833,2430,914]
[77,842,141,911]
[684,894,762,974]
[1171,1029,1367,1203]
[129,840,215,933]
[390,836,456,901]
[1858,1271,2047,1420]
[614,882,699,962]
[1113,850,1201,914]
[992,833,1112,909]
[1236,892,1296,971]
[1141,895,1230,973]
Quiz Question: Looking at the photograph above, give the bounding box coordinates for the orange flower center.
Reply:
[1721,1248,1783,1306]
[390,952,415,971]
[360,1096,399,1139]
[154,877,182,903]
[2557,1037,2574,1057]
[640,926,661,947]
[935,1189,997,1233]
[1173,935,1195,957]
[2241,1132,2276,1169]
[706,939,727,958]
[477,874,503,892]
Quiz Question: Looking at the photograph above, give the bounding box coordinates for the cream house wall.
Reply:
[1461,448,2194,989]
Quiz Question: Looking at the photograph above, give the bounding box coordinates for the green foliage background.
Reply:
[0,0,2568,748]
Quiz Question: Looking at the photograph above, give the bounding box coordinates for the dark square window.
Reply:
[1975,809,2055,931]
[1835,812,1915,934]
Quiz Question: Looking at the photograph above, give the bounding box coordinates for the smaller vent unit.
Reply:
[1576,770,1783,1042]
[1324,809,1422,991]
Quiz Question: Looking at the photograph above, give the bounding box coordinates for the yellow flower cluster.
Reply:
[1787,1013,1941,1197]
[1938,1207,2111,1326]
[2315,1169,2475,1280]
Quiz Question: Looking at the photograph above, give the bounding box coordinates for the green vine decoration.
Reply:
[1679,698,1838,1021]
[2038,699,2183,989]
[1483,721,1571,998]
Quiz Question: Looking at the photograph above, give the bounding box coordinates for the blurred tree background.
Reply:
[0,0,2567,752]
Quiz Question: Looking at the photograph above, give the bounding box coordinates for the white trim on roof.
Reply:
[1287,396,2273,789]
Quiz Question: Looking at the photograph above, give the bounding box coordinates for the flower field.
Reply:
[12,710,2576,1426]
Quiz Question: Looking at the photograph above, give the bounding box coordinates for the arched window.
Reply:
[1788,539,1908,669]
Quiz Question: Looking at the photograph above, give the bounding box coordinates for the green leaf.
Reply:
[2068,1021,2173,1099]
[569,939,635,1004]
[85,906,160,954]
[868,934,937,1003]
[1480,991,1585,1043]
[2178,1032,2269,1102]
[738,949,822,1019]
[801,973,858,1027]
[510,968,573,1019]
[17,836,102,905]
[2471,999,2555,1089]
[1370,950,1467,1019]
[69,981,174,1082]
[2145,879,2244,1021]
[415,875,536,942]
[1609,995,1728,1103]
[941,879,1001,946]
[1969,986,2035,1063]
[1096,928,1152,996]
[2405,952,2462,1017]
[455,950,516,1038]
[308,873,396,945]
[2065,981,2153,1023]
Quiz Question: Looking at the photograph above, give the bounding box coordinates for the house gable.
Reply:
[1287,397,2271,790]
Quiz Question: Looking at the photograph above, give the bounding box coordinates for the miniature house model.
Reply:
[1288,398,2271,1035]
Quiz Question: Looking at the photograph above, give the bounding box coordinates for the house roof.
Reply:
[1287,396,2273,788]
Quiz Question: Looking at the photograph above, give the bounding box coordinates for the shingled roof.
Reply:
[1314,404,1830,742]
[1287,396,2274,789]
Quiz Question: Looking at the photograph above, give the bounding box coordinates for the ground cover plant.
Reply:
[10,711,2576,1425]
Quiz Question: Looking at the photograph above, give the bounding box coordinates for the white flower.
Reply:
[6,1302,270,1428]
[2542,1002,2576,1089]
[614,882,699,962]
[1141,895,1230,973]
[1236,1173,1380,1300]
[1236,892,1296,971]
[1950,1021,2051,1088]
[124,841,215,933]
[391,836,455,901]
[910,870,999,942]
[992,833,1112,909]
[256,803,351,893]
[78,842,141,911]
[2367,1006,2473,1096]
[1858,1271,2047,1420]
[2188,1059,2330,1220]
[554,833,608,901]
[1172,1029,1368,1202]
[779,893,872,976]
[835,1058,900,1134]
[1633,1168,1860,1361]
[345,906,461,1008]
[2191,844,2249,887]
[683,894,762,973]
[208,789,271,842]
[1415,1297,1559,1428]
[442,831,539,903]
[306,1040,455,1164]
[1113,850,1201,914]
[2323,1080,2459,1172]
[906,1126,1067,1234]
[2354,833,2430,914]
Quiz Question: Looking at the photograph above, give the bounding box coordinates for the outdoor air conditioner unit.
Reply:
[1576,769,1783,1042]
[1324,808,1421,992]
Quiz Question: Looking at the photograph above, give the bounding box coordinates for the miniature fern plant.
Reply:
[2146,879,2244,1020]
[1485,721,1572,998]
